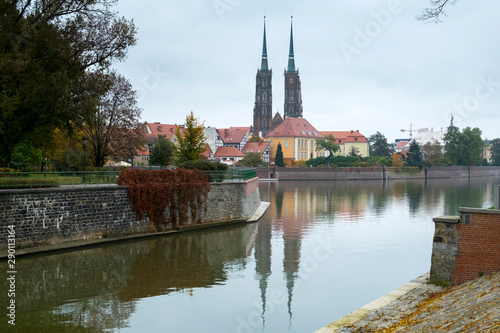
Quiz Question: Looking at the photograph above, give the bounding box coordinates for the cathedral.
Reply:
[253,17,303,137]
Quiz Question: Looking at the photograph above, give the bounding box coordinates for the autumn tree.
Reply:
[151,135,174,168]
[174,112,207,164]
[72,71,142,167]
[275,143,285,167]
[391,153,405,169]
[0,0,137,167]
[315,134,340,157]
[421,140,444,167]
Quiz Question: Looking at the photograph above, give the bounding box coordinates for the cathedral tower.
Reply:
[284,17,303,119]
[253,17,273,137]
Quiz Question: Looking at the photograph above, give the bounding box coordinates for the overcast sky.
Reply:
[113,0,500,142]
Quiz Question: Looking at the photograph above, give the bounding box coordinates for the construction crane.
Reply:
[400,123,417,139]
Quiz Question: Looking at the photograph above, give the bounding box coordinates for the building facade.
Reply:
[265,117,324,162]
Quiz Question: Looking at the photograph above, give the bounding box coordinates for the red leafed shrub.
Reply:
[118,168,210,229]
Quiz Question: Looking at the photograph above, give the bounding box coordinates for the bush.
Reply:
[176,160,228,171]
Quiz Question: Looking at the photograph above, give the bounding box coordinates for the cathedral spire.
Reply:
[287,16,295,72]
[261,16,269,70]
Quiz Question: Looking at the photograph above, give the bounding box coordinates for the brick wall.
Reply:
[0,178,261,249]
[453,209,500,284]
[430,207,500,285]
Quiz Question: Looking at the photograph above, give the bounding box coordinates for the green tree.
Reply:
[248,136,261,143]
[174,112,207,164]
[11,142,43,171]
[348,146,360,157]
[0,0,137,167]
[151,135,174,168]
[444,126,484,166]
[490,139,500,166]
[421,140,444,167]
[315,134,340,157]
[405,140,423,168]
[238,152,265,167]
[275,143,285,167]
[368,132,393,158]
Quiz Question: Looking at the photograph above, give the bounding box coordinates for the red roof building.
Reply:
[214,146,245,165]
[242,141,271,163]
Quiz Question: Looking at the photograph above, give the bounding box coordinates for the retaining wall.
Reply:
[256,166,500,181]
[0,178,261,249]
[430,207,500,285]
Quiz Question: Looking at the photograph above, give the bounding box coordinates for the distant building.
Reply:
[265,117,323,162]
[242,141,271,163]
[401,128,446,152]
[483,140,492,163]
[319,130,369,157]
[214,146,245,166]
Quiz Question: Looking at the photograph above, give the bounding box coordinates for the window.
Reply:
[285,139,289,148]
[355,137,358,141]
[311,140,313,148]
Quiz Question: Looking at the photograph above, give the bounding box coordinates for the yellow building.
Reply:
[320,130,369,157]
[265,117,325,162]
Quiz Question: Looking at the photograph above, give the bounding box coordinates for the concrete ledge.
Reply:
[459,207,500,215]
[314,273,430,333]
[433,216,460,224]
[248,201,270,222]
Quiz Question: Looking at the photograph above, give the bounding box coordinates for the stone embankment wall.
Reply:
[0,178,261,248]
[257,166,500,181]
[431,206,500,285]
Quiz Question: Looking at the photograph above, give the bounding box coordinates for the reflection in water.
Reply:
[1,224,257,332]
[2,177,499,332]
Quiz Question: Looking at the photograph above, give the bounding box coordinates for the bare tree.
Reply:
[417,0,459,23]
[73,71,143,167]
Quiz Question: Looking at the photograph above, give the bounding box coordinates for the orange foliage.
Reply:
[118,168,210,229]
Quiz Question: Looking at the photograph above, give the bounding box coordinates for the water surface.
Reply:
[2,177,498,332]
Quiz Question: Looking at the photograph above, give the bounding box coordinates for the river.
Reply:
[2,177,499,332]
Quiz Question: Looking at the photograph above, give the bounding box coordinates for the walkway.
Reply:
[317,271,500,332]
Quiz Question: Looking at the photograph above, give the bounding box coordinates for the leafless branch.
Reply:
[416,0,459,23]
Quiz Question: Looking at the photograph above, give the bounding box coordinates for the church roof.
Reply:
[287,17,296,72]
[272,112,283,122]
[261,17,269,70]
[265,117,323,138]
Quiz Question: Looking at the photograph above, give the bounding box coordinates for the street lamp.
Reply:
[130,147,134,169]
[82,137,87,184]
[147,142,153,170]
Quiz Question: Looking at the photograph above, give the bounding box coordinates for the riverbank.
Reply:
[257,166,500,181]
[0,201,270,259]
[316,271,500,332]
